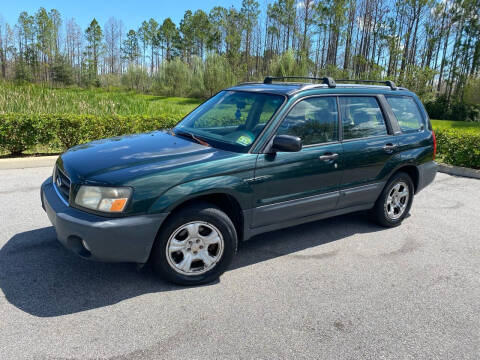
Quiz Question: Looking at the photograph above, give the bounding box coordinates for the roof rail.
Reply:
[263,76,336,88]
[335,79,397,90]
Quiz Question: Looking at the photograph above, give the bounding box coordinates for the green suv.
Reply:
[41,77,437,285]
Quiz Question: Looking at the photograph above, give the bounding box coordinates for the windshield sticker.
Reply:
[236,135,253,146]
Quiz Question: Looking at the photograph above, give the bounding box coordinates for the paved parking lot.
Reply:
[0,166,479,359]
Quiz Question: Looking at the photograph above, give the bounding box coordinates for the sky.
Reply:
[0,0,245,31]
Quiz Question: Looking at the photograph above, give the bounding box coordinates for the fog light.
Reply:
[82,239,91,252]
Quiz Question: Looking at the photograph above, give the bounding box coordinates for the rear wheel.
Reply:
[370,172,414,227]
[151,203,237,285]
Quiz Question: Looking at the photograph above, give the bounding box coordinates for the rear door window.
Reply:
[385,96,424,132]
[339,97,388,140]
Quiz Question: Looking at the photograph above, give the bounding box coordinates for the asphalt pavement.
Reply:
[0,166,479,359]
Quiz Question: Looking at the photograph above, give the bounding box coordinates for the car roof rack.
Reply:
[263,76,397,90]
[263,76,336,88]
[335,79,397,90]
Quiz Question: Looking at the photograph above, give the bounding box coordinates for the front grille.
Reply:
[54,166,71,202]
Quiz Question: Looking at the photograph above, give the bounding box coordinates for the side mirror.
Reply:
[271,135,302,153]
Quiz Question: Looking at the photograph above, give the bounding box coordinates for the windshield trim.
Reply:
[173,90,288,153]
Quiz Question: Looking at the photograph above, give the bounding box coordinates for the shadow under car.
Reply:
[0,212,382,317]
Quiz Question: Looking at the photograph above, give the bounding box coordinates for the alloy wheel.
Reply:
[166,221,224,276]
[384,181,410,220]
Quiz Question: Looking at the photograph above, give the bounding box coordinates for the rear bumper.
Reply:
[41,178,168,263]
[416,161,438,193]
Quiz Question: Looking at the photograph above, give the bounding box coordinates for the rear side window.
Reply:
[339,97,388,140]
[276,97,338,145]
[386,96,424,132]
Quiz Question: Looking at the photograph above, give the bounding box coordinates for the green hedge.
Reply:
[435,129,480,169]
[1,113,479,170]
[0,113,182,155]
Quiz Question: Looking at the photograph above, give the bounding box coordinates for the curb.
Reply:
[437,163,480,180]
[0,155,57,170]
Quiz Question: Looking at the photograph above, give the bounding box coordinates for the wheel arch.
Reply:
[156,192,245,243]
[389,164,420,193]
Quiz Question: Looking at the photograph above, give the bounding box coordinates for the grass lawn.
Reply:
[431,119,480,133]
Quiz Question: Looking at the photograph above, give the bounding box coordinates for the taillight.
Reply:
[432,130,437,160]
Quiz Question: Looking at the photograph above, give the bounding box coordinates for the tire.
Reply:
[370,172,414,228]
[151,202,237,285]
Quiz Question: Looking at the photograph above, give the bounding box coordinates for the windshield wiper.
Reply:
[173,130,211,147]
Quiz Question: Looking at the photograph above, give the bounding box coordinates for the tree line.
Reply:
[0,0,479,120]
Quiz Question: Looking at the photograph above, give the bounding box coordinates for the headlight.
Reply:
[75,186,132,213]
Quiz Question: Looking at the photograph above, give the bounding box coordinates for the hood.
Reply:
[59,131,232,183]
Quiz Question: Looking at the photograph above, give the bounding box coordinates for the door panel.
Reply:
[339,136,395,188]
[337,96,396,209]
[251,95,344,228]
[252,143,343,227]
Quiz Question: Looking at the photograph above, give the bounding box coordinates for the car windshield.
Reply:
[173,90,285,152]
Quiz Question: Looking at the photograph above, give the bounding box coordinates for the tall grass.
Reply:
[0,82,201,117]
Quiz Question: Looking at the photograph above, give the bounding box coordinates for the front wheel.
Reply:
[370,172,414,227]
[151,203,237,285]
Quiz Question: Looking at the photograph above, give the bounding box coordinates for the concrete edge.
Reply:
[437,163,480,180]
[0,155,58,170]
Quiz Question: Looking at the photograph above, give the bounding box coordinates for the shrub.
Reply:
[268,49,310,78]
[81,115,131,142]
[463,77,480,108]
[435,129,480,169]
[425,95,449,120]
[0,114,53,155]
[425,94,480,122]
[203,53,235,97]
[0,113,184,155]
[51,55,74,85]
[121,66,150,91]
[2,113,479,171]
[54,115,88,149]
[155,59,192,97]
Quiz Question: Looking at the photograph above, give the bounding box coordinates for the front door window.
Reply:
[276,97,339,145]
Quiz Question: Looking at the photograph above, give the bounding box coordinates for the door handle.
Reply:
[319,153,339,161]
[382,143,397,153]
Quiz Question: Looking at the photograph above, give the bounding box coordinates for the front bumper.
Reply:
[41,178,168,263]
